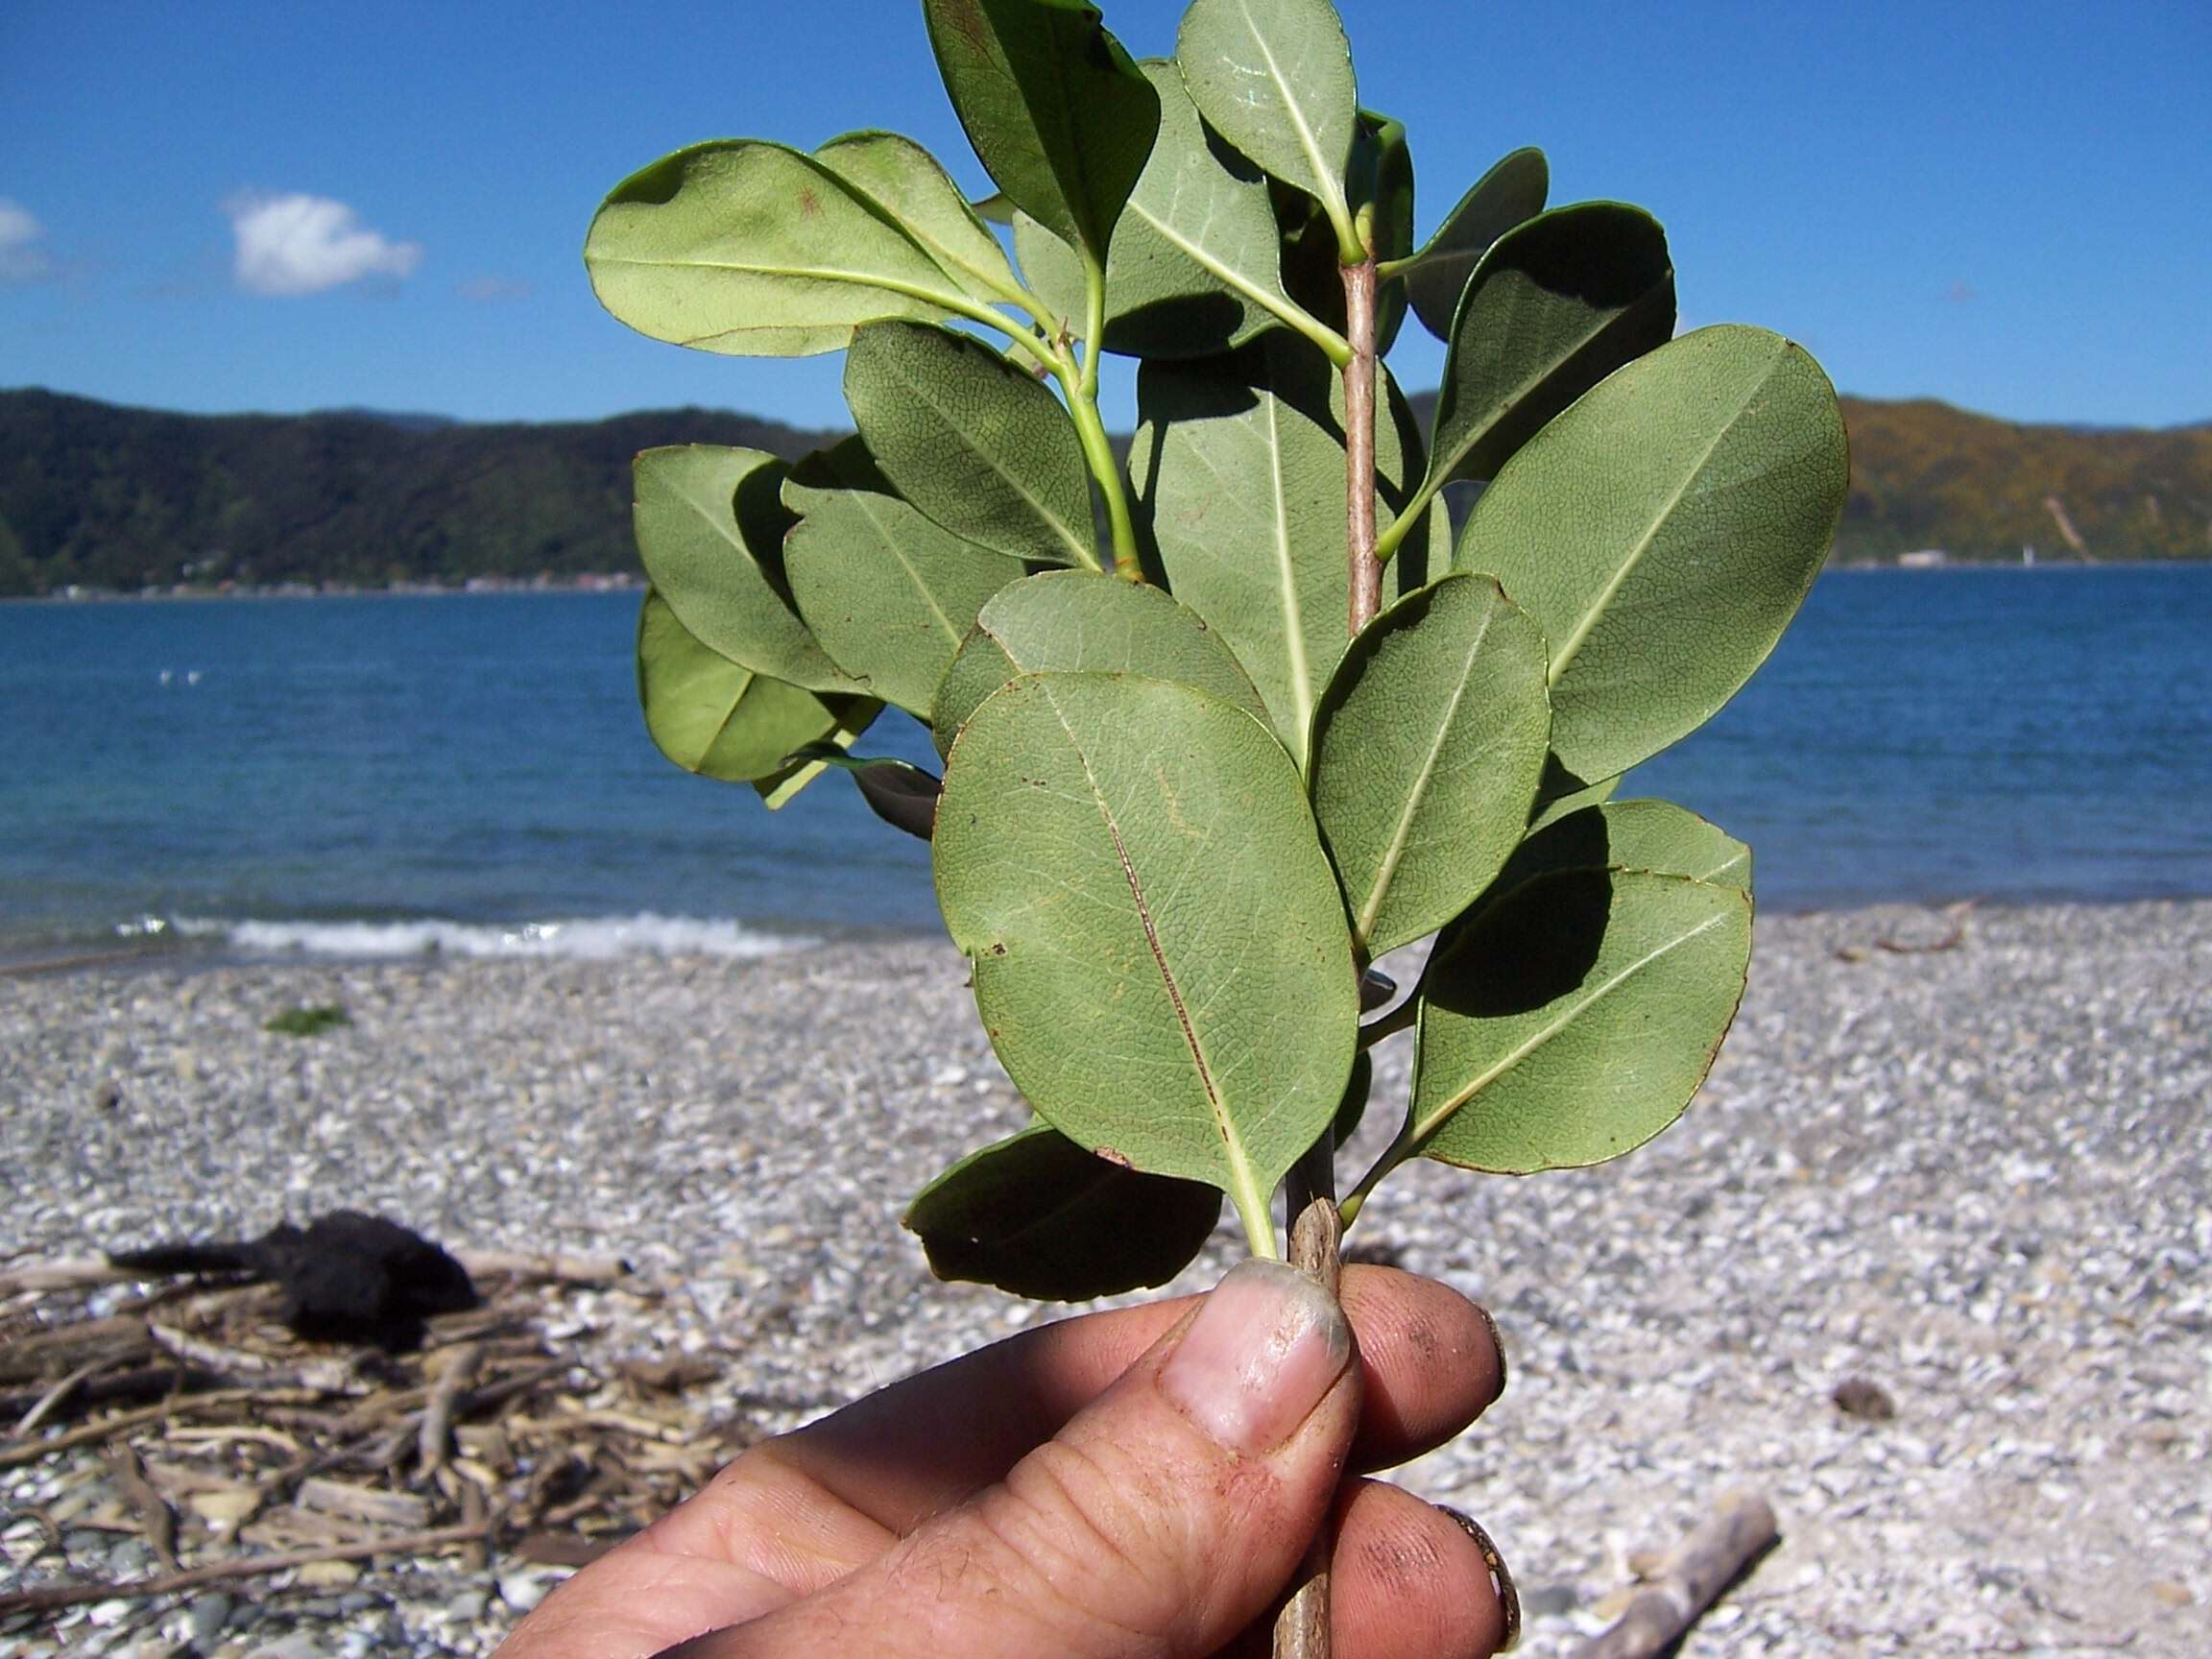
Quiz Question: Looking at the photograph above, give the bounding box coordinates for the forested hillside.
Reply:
[2,385,2203,596]
[1835,397,2210,563]
[0,391,839,594]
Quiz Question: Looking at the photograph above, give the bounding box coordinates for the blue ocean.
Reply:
[3,567,2208,966]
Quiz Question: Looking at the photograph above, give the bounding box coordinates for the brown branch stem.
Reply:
[1341,258,1382,637]
[1273,249,1383,1659]
[1275,1165,1343,1659]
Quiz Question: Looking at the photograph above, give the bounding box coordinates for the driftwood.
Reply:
[0,1259,732,1631]
[418,1338,487,1478]
[1574,1490,1779,1659]
[0,1522,498,1617]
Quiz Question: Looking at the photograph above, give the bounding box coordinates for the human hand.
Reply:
[498,1261,1512,1658]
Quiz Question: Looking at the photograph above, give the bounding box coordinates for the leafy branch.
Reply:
[589,1,1849,1654]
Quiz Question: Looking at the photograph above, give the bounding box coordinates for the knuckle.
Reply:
[971,1436,1190,1648]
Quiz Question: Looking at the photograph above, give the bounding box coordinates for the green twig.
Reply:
[1055,353,1143,581]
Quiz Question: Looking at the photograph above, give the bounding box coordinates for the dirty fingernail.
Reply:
[1159,1260,1352,1455]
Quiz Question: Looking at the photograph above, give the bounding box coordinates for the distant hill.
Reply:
[2,383,2204,596]
[1832,397,2211,563]
[0,389,841,595]
[1402,390,2212,567]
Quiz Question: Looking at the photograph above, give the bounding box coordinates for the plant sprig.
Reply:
[592,3,1847,1652]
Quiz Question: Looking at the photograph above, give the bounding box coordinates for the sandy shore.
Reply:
[4,900,2207,1655]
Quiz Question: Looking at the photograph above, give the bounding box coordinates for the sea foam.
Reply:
[166,913,813,961]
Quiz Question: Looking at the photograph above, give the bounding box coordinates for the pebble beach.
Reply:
[3,899,2206,1656]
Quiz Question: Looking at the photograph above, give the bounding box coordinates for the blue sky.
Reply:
[4,0,2206,430]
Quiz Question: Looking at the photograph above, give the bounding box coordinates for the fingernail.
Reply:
[1441,1507,1520,1652]
[1159,1260,1352,1455]
[1477,1302,1508,1396]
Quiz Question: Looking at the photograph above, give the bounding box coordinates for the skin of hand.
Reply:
[498,1261,1509,1659]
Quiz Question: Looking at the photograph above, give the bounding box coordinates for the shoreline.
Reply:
[8,558,2206,608]
[4,897,2206,1655]
[4,886,2208,982]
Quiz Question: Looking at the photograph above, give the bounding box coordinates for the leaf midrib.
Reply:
[1230,0,1346,218]
[1412,905,1731,1148]
[1043,682,1261,1207]
[593,252,977,319]
[1352,600,1496,943]
[1546,352,1776,685]
[807,490,978,648]
[695,666,761,768]
[887,352,1091,565]
[1126,189,1293,320]
[1261,390,1315,754]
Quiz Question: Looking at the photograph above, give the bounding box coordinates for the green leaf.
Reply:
[1268,108,1414,353]
[1401,148,1549,342]
[782,441,1026,720]
[814,130,1022,306]
[932,568,1267,757]
[1454,325,1849,780]
[1426,203,1674,492]
[923,0,1160,258]
[631,446,856,695]
[1350,109,1415,351]
[788,746,944,841]
[1527,761,1621,830]
[904,1122,1222,1300]
[1310,573,1552,956]
[1011,210,1089,334]
[843,322,1094,568]
[586,141,978,356]
[753,698,880,808]
[1010,60,1313,360]
[1131,330,1434,767]
[1500,799,1751,895]
[635,589,878,782]
[934,672,1358,1230]
[1408,869,1751,1173]
[1177,0,1359,248]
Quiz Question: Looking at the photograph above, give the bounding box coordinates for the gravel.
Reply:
[3,899,2206,1655]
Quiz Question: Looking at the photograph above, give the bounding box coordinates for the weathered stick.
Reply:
[107,1442,180,1573]
[1573,1490,1779,1659]
[0,1256,134,1297]
[0,1520,495,1617]
[457,1247,631,1285]
[1273,1191,1345,1659]
[0,1386,322,1468]
[12,1358,105,1434]
[417,1338,486,1478]
[149,1322,361,1395]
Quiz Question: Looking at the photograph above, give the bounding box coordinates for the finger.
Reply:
[1324,1481,1511,1659]
[1335,1266,1504,1473]
[678,1258,1361,1659]
[768,1263,1502,1534]
[497,1266,1503,1658]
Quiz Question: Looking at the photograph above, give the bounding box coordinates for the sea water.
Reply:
[2,567,2207,965]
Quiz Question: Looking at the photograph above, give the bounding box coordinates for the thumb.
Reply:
[694,1259,1358,1659]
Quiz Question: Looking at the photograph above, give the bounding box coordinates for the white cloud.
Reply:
[0,198,55,282]
[225,191,422,296]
